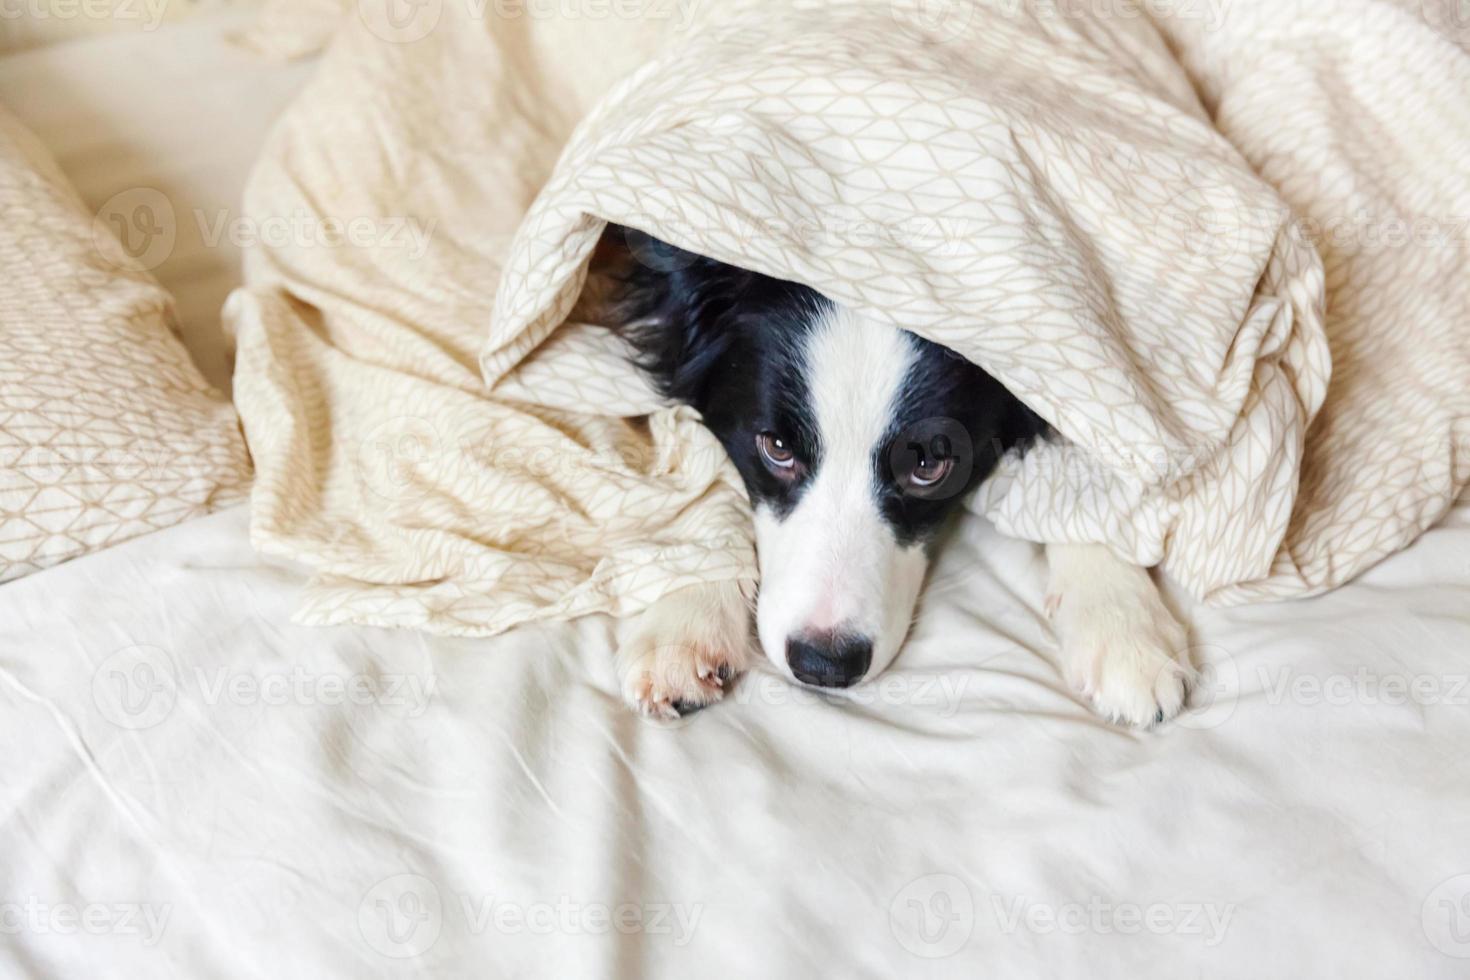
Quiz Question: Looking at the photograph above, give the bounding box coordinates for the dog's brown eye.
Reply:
[890,424,972,500]
[756,432,797,474]
[908,455,953,489]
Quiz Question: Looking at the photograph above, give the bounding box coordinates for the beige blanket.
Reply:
[228,0,1470,635]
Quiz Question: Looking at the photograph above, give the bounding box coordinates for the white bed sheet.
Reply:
[2,491,1468,978]
[4,10,1470,979]
[0,11,315,394]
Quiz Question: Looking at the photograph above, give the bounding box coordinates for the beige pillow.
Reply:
[0,104,251,582]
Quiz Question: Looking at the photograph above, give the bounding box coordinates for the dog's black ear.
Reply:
[601,224,751,408]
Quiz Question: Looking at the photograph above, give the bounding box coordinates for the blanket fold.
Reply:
[228,0,1469,635]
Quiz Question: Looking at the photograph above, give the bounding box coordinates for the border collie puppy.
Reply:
[601,227,1190,727]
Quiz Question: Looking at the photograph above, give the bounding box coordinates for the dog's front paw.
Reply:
[1056,601,1189,728]
[616,580,753,722]
[1047,547,1190,728]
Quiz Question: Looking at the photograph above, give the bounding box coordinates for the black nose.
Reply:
[786,632,873,689]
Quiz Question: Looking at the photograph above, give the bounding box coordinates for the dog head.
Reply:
[605,228,1045,688]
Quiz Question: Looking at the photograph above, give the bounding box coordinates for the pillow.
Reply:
[0,104,251,582]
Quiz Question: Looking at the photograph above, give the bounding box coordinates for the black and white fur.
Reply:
[602,228,1190,727]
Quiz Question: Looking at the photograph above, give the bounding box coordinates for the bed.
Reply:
[2,7,1469,979]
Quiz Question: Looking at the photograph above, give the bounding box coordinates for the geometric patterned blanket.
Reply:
[229,0,1469,634]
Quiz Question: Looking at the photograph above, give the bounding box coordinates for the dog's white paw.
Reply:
[1046,545,1190,728]
[616,580,753,722]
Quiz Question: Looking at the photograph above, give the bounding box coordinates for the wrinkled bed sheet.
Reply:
[4,4,1470,978]
[2,493,1468,977]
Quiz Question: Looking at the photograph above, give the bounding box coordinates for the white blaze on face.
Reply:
[753,305,930,684]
